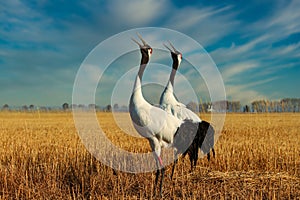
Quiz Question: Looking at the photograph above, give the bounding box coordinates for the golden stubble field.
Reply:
[0,112,299,199]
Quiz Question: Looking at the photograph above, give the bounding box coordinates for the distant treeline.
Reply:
[196,98,300,113]
[193,98,300,113]
[2,98,300,113]
[0,103,126,112]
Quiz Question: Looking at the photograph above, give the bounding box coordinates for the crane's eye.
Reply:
[149,48,153,54]
[179,54,182,59]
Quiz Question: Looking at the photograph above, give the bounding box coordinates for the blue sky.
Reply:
[1,0,300,107]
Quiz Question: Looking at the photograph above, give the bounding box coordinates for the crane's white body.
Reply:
[160,81,201,123]
[130,76,182,158]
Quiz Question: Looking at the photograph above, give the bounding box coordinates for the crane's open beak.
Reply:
[163,43,173,53]
[137,33,147,46]
[168,41,177,52]
[131,33,147,48]
[131,37,143,47]
[163,41,178,53]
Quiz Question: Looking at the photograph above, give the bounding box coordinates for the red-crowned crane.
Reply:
[159,42,215,178]
[129,34,198,197]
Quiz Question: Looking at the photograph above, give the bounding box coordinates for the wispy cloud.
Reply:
[219,1,300,44]
[249,0,300,41]
[164,5,239,46]
[106,0,169,26]
[221,62,259,83]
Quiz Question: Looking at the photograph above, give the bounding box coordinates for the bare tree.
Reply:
[70,104,77,109]
[243,105,250,113]
[78,104,85,110]
[2,104,9,111]
[106,105,112,112]
[88,104,96,110]
[120,105,128,112]
[113,103,119,111]
[22,105,28,112]
[29,104,34,111]
[62,103,69,111]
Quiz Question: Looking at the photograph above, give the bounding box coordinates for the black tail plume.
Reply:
[199,121,215,155]
[173,120,198,155]
[181,120,215,170]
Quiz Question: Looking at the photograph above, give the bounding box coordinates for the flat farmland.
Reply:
[0,112,299,199]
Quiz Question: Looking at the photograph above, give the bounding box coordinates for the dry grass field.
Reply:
[0,111,299,199]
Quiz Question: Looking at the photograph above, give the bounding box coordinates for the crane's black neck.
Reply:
[171,52,180,71]
[169,59,180,86]
[138,56,149,80]
[169,68,177,86]
[172,59,179,70]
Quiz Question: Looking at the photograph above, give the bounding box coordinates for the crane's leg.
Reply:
[153,155,163,197]
[194,146,199,170]
[207,151,211,161]
[154,169,160,193]
[189,152,193,171]
[193,153,198,171]
[171,158,177,179]
[171,150,179,179]
[207,148,215,161]
[159,167,165,198]
[150,139,164,197]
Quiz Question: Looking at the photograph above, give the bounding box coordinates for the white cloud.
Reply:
[72,64,104,104]
[225,75,279,104]
[245,0,300,44]
[106,0,169,26]
[267,0,300,35]
[226,85,265,104]
[221,62,259,82]
[164,5,239,46]
[210,34,271,67]
[271,42,300,58]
